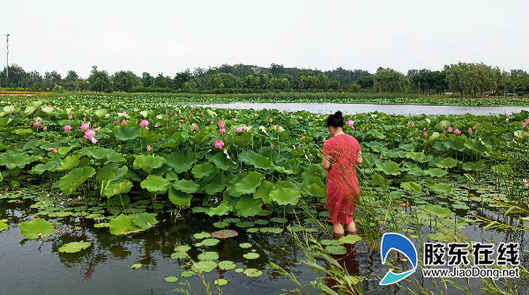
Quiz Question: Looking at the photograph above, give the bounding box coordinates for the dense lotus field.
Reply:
[0,94,528,292]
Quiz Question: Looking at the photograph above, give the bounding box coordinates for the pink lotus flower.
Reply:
[523,122,527,128]
[423,131,428,138]
[454,129,461,135]
[91,137,98,144]
[506,113,511,119]
[217,120,226,128]
[68,114,73,120]
[84,129,96,139]
[219,128,226,135]
[42,126,48,131]
[80,123,90,131]
[411,121,415,127]
[442,130,446,134]
[301,135,305,140]
[468,128,473,134]
[234,118,238,121]
[447,126,453,133]
[47,148,57,153]
[139,120,149,128]
[64,125,72,132]
[121,119,127,126]
[33,121,42,127]
[270,143,274,150]
[214,140,224,149]
[146,144,152,152]
[269,118,273,123]
[274,124,280,131]
[178,123,182,129]
[347,120,354,127]
[194,125,199,131]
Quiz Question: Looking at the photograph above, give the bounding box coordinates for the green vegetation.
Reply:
[2,62,529,99]
[0,94,528,294]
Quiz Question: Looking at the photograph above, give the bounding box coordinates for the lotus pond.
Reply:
[0,94,528,295]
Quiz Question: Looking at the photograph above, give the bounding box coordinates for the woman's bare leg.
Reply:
[333,223,344,235]
[346,220,357,234]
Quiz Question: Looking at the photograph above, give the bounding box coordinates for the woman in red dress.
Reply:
[321,111,362,236]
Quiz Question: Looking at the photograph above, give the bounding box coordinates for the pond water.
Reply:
[194,102,529,115]
[1,193,527,295]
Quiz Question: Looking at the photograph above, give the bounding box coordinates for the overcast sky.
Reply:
[3,0,529,77]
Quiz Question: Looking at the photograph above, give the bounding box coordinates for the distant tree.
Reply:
[112,71,141,92]
[24,71,44,90]
[141,72,154,87]
[173,71,193,89]
[445,62,498,96]
[153,73,171,88]
[0,64,27,88]
[63,70,80,91]
[270,63,285,76]
[357,74,374,89]
[374,68,408,92]
[87,66,112,92]
[43,71,62,90]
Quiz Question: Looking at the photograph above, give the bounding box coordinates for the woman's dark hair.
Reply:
[326,111,344,128]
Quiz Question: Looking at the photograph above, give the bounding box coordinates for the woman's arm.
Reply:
[322,155,331,170]
[356,150,362,165]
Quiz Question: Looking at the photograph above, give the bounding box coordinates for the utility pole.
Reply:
[4,33,9,86]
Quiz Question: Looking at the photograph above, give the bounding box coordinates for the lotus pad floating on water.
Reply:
[193,232,211,239]
[244,268,263,278]
[214,279,229,286]
[0,220,7,232]
[211,229,238,239]
[338,234,362,245]
[243,252,260,259]
[239,242,252,249]
[19,218,57,239]
[58,241,92,253]
[195,238,220,247]
[192,261,217,273]
[325,245,347,255]
[218,260,236,270]
[198,251,219,261]
[164,276,178,283]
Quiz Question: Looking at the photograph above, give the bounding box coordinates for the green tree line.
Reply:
[1,62,528,96]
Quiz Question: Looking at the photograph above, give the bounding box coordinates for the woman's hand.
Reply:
[321,155,331,170]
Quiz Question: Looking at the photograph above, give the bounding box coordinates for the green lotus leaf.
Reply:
[114,126,140,141]
[109,214,150,235]
[325,245,347,255]
[168,188,193,208]
[235,221,255,228]
[164,150,196,173]
[430,183,452,194]
[181,270,195,278]
[96,164,128,182]
[103,180,133,198]
[197,251,219,261]
[204,174,227,195]
[193,232,211,239]
[213,221,229,229]
[206,202,233,216]
[435,157,458,169]
[191,162,215,179]
[170,252,187,260]
[238,151,275,170]
[243,268,263,278]
[84,147,125,163]
[270,217,287,223]
[239,242,252,249]
[320,239,340,246]
[207,152,235,171]
[400,181,422,193]
[174,245,191,253]
[461,161,487,172]
[405,151,426,162]
[19,218,57,239]
[214,279,229,286]
[0,151,40,169]
[269,184,300,206]
[94,109,108,118]
[424,204,452,218]
[375,160,401,176]
[235,195,263,217]
[211,229,238,239]
[140,175,169,193]
[195,238,220,247]
[56,155,80,171]
[30,160,61,175]
[58,241,92,253]
[424,168,448,177]
[164,276,178,283]
[338,234,362,245]
[12,129,33,136]
[243,252,260,260]
[58,167,96,195]
[131,263,142,270]
[133,155,166,172]
[172,179,200,193]
[192,261,217,273]
[0,220,7,232]
[132,213,158,229]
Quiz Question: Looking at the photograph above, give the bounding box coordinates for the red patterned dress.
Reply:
[323,133,361,224]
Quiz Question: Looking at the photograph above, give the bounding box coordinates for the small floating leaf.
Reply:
[174,245,191,253]
[195,238,220,247]
[181,270,195,278]
[243,252,260,259]
[214,279,229,286]
[0,221,7,232]
[325,245,347,255]
[193,232,211,239]
[235,268,244,273]
[338,235,362,245]
[164,276,178,283]
[218,260,236,270]
[239,242,252,249]
[213,221,229,229]
[244,268,263,278]
[131,263,142,270]
[197,251,219,261]
[192,261,217,273]
[58,241,92,253]
[211,229,238,239]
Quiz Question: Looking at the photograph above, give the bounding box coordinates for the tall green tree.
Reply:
[374,68,408,92]
[112,71,141,92]
[87,66,112,92]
